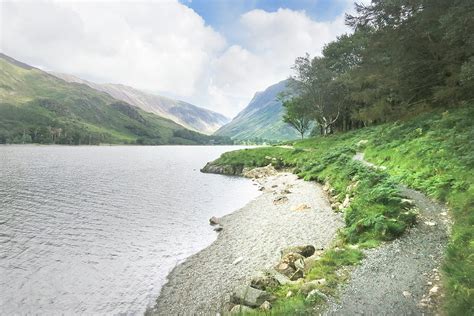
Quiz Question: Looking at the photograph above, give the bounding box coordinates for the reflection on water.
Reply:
[0,145,259,315]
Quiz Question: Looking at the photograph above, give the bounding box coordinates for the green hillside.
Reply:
[214,80,299,143]
[0,54,231,145]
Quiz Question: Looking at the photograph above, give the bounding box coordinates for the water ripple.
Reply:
[0,145,259,315]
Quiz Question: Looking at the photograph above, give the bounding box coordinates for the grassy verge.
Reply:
[206,105,473,314]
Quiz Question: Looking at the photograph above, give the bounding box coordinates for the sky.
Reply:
[1,0,359,118]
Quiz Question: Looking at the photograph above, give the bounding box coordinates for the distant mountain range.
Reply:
[215,80,299,142]
[0,53,231,145]
[51,73,229,135]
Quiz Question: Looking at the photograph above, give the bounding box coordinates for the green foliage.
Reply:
[290,0,474,134]
[282,97,312,139]
[208,104,473,314]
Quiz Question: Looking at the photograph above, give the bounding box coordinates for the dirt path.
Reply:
[325,153,450,315]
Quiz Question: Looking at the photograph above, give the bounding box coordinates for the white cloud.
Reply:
[1,0,355,117]
[1,0,225,96]
[207,7,351,116]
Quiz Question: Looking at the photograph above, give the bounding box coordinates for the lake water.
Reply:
[0,146,260,315]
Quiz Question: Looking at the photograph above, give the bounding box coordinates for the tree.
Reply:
[291,55,341,135]
[283,97,312,139]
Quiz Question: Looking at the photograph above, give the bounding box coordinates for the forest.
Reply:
[283,0,473,137]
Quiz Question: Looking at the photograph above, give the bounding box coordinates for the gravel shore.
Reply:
[150,172,344,315]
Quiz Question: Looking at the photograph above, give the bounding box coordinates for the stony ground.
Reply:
[324,154,450,316]
[150,172,344,315]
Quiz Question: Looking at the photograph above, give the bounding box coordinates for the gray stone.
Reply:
[229,305,253,314]
[281,245,316,258]
[231,285,276,308]
[299,279,327,296]
[250,273,279,291]
[209,216,220,225]
[306,289,329,302]
[259,301,271,311]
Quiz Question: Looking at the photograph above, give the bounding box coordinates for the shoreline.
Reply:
[149,169,344,315]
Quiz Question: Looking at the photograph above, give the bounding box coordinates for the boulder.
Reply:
[274,252,305,280]
[259,301,271,311]
[281,245,316,258]
[306,289,329,303]
[267,269,295,285]
[209,216,219,225]
[242,164,277,178]
[250,273,279,291]
[231,285,276,308]
[201,163,243,175]
[341,194,351,209]
[229,305,253,314]
[299,279,327,296]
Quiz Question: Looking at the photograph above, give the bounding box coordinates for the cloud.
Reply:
[1,0,355,117]
[1,0,225,97]
[208,7,351,116]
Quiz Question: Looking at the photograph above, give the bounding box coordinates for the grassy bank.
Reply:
[206,105,473,314]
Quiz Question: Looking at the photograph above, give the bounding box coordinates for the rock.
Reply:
[286,291,293,298]
[281,245,316,258]
[271,185,278,188]
[346,181,359,193]
[403,291,412,298]
[290,203,310,211]
[232,257,244,265]
[242,164,278,178]
[267,269,295,285]
[299,279,327,296]
[259,301,271,311]
[209,216,220,225]
[281,189,292,194]
[306,289,329,302]
[331,202,341,211]
[231,285,276,308]
[250,273,279,291]
[201,163,243,175]
[424,221,437,226]
[401,198,415,208]
[213,225,223,232]
[322,182,331,192]
[429,286,439,295]
[342,194,351,209]
[273,196,289,205]
[229,305,253,314]
[258,187,265,191]
[356,139,369,149]
[275,252,305,280]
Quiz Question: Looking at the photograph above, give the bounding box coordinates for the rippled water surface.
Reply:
[0,145,259,315]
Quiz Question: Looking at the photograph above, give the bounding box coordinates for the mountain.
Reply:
[214,80,299,142]
[51,73,229,135]
[0,53,231,145]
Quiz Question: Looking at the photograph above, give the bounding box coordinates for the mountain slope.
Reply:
[214,80,299,142]
[0,53,231,145]
[51,73,229,135]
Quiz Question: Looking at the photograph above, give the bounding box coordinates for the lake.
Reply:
[0,145,260,315]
